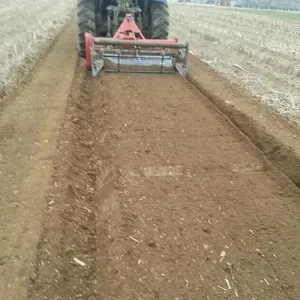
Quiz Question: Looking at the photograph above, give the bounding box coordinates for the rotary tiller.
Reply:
[84,14,189,77]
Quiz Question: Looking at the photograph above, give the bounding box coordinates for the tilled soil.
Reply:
[93,74,300,300]
[1,22,300,300]
[30,70,300,299]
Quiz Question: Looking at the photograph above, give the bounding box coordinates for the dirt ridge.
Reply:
[187,55,300,188]
[0,22,77,300]
[28,62,99,300]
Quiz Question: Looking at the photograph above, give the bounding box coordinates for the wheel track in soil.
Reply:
[28,62,98,300]
[1,20,300,300]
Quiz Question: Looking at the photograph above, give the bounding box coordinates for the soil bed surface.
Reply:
[1,20,300,300]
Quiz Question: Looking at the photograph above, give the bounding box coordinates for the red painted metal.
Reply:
[85,14,181,68]
[85,32,92,70]
[111,14,179,46]
[113,14,145,41]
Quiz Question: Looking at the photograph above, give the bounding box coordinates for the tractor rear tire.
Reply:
[77,0,96,57]
[150,2,169,39]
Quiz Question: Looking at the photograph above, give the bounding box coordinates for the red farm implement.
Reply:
[84,14,189,77]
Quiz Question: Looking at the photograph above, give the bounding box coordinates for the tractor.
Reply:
[77,0,170,57]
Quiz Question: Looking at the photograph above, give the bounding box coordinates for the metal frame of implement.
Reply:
[84,13,189,78]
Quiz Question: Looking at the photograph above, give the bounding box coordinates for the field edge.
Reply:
[0,21,78,300]
[187,54,300,188]
[0,11,76,109]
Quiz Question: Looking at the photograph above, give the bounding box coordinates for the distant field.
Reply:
[0,0,74,95]
[170,3,300,123]
[174,3,300,21]
[226,7,300,20]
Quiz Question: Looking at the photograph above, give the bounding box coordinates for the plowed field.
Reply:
[1,13,300,300]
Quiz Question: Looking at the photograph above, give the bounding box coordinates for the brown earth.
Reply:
[187,55,300,188]
[1,21,300,300]
[0,23,77,300]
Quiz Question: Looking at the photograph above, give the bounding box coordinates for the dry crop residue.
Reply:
[169,4,300,123]
[0,0,74,96]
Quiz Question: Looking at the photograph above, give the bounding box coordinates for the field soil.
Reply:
[0,23,77,300]
[1,15,300,300]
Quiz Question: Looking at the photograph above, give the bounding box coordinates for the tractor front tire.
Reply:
[150,2,169,39]
[77,0,96,57]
